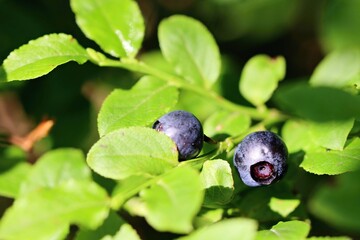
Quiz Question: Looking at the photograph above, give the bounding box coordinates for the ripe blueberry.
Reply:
[233,131,288,187]
[153,110,204,160]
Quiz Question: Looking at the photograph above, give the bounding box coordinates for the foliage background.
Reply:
[0,0,353,147]
[0,0,360,239]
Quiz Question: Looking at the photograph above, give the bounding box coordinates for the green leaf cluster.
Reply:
[1,0,359,239]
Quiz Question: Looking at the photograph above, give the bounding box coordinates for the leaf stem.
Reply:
[87,49,284,120]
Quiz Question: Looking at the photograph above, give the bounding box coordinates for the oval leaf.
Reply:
[0,180,109,240]
[269,197,301,218]
[0,162,31,198]
[98,76,179,137]
[310,48,360,88]
[309,171,360,234]
[111,175,152,209]
[178,218,257,240]
[200,160,234,207]
[159,15,221,88]
[20,148,91,195]
[103,224,141,240]
[283,119,356,152]
[301,138,360,175]
[76,211,139,240]
[239,55,286,106]
[87,127,178,180]
[71,0,144,58]
[0,147,30,198]
[274,83,360,121]
[256,221,310,240]
[140,167,203,233]
[308,119,354,151]
[282,120,314,153]
[204,111,251,138]
[2,33,88,81]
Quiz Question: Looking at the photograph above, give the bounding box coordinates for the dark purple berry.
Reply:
[153,110,204,160]
[233,131,288,187]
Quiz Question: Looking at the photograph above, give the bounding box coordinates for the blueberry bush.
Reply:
[0,0,360,239]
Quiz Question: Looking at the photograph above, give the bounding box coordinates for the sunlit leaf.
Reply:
[268,197,300,218]
[2,33,88,81]
[178,218,257,240]
[203,111,251,138]
[98,76,178,137]
[200,160,234,207]
[274,83,360,121]
[159,15,221,88]
[0,147,29,198]
[87,127,178,180]
[20,148,90,195]
[111,175,152,209]
[301,138,360,175]
[256,221,310,240]
[0,181,109,240]
[0,162,31,198]
[102,224,141,240]
[310,49,360,88]
[308,119,354,150]
[71,0,144,58]
[141,167,203,233]
[239,55,285,106]
[76,211,124,240]
[282,120,314,153]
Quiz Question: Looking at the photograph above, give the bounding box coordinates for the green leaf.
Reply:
[194,209,224,228]
[76,211,124,240]
[0,180,109,240]
[282,120,314,153]
[308,237,351,240]
[159,15,221,88]
[111,175,152,209]
[0,147,30,198]
[178,218,257,240]
[20,148,90,195]
[203,111,251,138]
[234,185,298,222]
[269,197,301,218]
[310,48,360,88]
[102,224,141,240]
[98,76,179,137]
[0,162,31,198]
[239,55,286,106]
[301,138,360,175]
[139,51,174,75]
[282,119,354,152]
[87,127,178,180]
[309,170,360,234]
[274,83,360,121]
[140,167,204,233]
[256,221,310,240]
[71,0,144,58]
[307,236,351,240]
[308,119,354,150]
[200,160,234,207]
[2,33,88,81]
[77,212,140,240]
[320,0,360,51]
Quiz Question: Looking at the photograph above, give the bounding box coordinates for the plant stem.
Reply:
[88,50,287,121]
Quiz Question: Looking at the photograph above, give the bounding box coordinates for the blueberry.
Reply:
[153,110,204,160]
[233,131,288,187]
